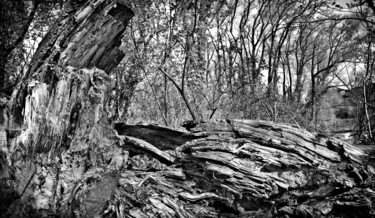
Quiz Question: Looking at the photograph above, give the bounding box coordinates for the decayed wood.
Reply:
[0,1,134,217]
[114,123,200,150]
[9,0,134,129]
[109,119,375,218]
[1,0,374,217]
[27,0,134,80]
[120,135,176,164]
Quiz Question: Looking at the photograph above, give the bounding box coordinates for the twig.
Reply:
[363,83,373,139]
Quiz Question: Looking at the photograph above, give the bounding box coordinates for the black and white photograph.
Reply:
[0,0,374,217]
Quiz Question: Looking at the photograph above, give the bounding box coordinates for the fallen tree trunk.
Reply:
[110,120,374,218]
[0,0,374,217]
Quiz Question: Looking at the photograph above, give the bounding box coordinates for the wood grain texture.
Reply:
[110,119,374,217]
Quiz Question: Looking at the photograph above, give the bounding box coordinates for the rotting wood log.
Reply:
[108,119,375,218]
[120,135,176,164]
[0,0,374,217]
[114,123,201,150]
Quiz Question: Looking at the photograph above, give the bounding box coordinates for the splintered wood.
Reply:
[111,119,375,218]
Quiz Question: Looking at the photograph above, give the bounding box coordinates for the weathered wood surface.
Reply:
[2,111,375,217]
[114,123,200,150]
[1,0,374,217]
[109,120,374,218]
[0,0,134,217]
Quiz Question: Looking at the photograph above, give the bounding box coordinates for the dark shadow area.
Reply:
[114,123,201,150]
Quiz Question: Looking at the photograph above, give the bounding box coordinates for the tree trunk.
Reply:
[0,0,134,217]
[111,119,374,218]
[1,1,375,218]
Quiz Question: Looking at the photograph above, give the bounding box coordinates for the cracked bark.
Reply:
[0,0,374,217]
[0,0,134,217]
[111,120,375,217]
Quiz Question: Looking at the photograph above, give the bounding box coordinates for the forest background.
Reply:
[1,0,374,141]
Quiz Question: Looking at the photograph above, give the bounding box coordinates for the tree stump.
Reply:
[0,0,134,217]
